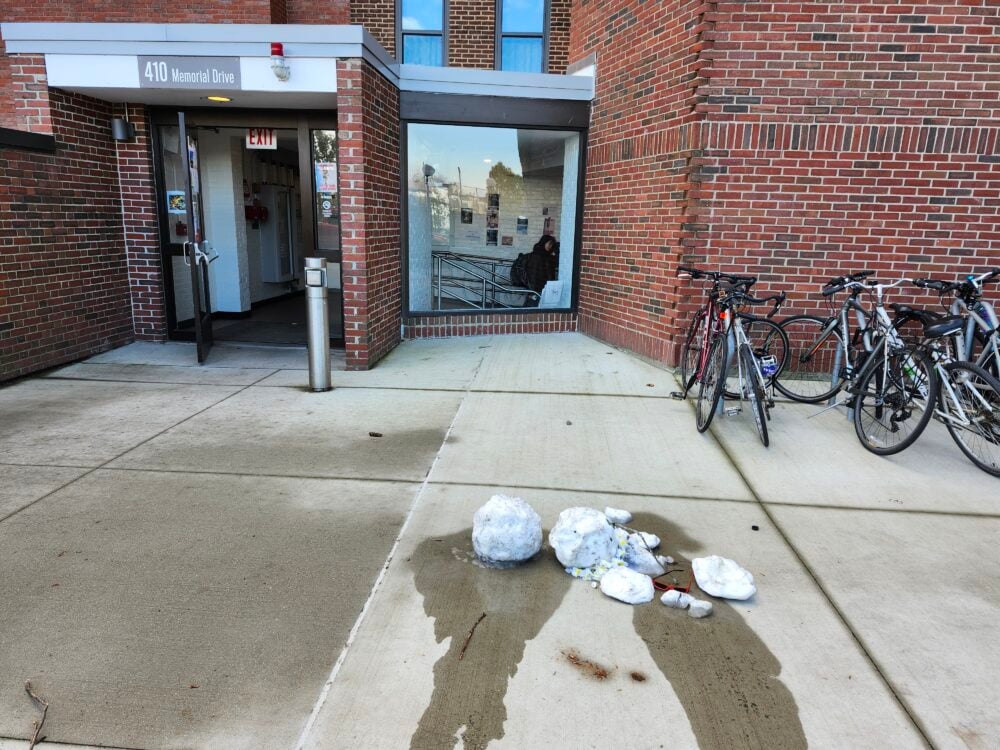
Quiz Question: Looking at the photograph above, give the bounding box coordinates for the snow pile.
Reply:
[599,567,655,604]
[692,555,757,600]
[472,495,542,567]
[549,507,617,569]
[604,507,632,525]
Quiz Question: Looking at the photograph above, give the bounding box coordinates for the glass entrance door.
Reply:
[178,112,214,363]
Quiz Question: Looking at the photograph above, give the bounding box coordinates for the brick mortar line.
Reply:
[0,369,278,526]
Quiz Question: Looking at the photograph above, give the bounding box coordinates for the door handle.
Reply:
[193,242,220,266]
[182,241,193,267]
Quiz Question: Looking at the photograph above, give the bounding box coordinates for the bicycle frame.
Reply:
[949,296,1000,372]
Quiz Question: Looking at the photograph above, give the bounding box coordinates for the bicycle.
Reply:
[882,303,1000,476]
[695,284,786,446]
[912,268,1000,379]
[773,271,877,403]
[677,266,788,400]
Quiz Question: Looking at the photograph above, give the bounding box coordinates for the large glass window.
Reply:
[400,0,445,66]
[498,0,546,72]
[406,123,581,313]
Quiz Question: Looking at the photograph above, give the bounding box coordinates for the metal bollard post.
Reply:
[304,257,332,392]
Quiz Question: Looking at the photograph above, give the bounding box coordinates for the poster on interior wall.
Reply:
[542,207,549,215]
[486,229,498,245]
[166,191,186,214]
[486,208,499,229]
[461,208,473,224]
[488,193,500,208]
[502,235,513,246]
[315,162,337,193]
[516,216,528,234]
[544,216,555,234]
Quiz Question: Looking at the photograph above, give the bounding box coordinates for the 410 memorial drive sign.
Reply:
[138,57,242,89]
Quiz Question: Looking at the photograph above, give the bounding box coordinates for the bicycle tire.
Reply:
[740,343,770,447]
[852,346,937,455]
[723,315,788,400]
[940,361,1000,477]
[774,315,848,403]
[679,308,708,395]
[696,334,727,433]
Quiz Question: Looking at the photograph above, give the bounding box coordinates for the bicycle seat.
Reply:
[923,316,964,339]
[890,303,941,325]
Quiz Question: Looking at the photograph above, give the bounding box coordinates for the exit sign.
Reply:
[246,128,277,149]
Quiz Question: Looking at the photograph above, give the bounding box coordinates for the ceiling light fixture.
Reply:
[206,95,232,103]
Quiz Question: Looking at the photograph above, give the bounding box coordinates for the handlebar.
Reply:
[677,265,757,287]
[913,268,1000,299]
[719,289,787,318]
[821,271,875,296]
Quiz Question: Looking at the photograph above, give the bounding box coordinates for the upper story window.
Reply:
[399,0,446,66]
[497,0,547,73]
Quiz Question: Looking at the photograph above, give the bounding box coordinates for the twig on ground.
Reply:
[25,681,49,750]
[458,612,487,661]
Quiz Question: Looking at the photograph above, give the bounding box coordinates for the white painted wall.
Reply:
[556,134,580,308]
[200,131,249,313]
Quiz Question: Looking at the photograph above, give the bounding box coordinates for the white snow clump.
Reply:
[549,507,617,568]
[599,566,654,604]
[638,532,660,550]
[623,532,665,576]
[692,555,757,600]
[604,506,632,525]
[660,589,714,619]
[472,495,542,567]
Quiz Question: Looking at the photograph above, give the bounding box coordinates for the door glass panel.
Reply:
[158,124,194,324]
[312,129,340,257]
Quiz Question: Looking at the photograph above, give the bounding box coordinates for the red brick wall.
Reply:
[570,0,1000,365]
[0,2,280,24]
[337,58,402,370]
[547,0,572,73]
[0,90,134,382]
[287,0,349,24]
[116,104,167,341]
[404,312,577,338]
[449,0,494,68]
[570,0,709,362]
[351,0,396,57]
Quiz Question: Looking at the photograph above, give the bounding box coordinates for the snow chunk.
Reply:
[660,590,694,609]
[657,555,674,567]
[472,495,542,567]
[549,507,617,569]
[599,567,654,604]
[692,555,757,600]
[624,532,665,576]
[638,532,660,550]
[688,599,713,619]
[604,507,632,525]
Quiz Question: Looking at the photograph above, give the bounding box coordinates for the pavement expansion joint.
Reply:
[688,397,938,748]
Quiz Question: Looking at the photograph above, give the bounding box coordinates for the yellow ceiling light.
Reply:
[207,95,232,103]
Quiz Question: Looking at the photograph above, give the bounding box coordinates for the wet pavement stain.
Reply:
[631,512,807,750]
[563,649,612,680]
[410,530,571,750]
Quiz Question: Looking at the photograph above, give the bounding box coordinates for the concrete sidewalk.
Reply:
[0,334,996,749]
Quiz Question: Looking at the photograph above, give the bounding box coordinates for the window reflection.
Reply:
[312,130,340,256]
[407,123,580,313]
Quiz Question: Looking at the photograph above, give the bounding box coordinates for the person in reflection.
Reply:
[524,234,559,307]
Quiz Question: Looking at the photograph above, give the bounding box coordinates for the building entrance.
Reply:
[152,109,343,352]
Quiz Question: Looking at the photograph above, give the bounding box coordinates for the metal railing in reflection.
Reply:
[431,250,539,310]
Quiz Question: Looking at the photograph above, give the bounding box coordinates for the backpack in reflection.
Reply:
[509,253,530,288]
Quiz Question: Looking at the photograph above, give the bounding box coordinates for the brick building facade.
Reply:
[570,0,999,362]
[1,1,997,381]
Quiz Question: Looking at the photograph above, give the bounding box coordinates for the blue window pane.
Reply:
[502,0,545,33]
[401,0,443,31]
[403,34,443,66]
[501,36,543,73]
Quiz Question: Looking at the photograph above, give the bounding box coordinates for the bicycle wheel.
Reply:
[853,346,937,455]
[940,361,1000,477]
[696,334,727,433]
[724,316,788,399]
[775,315,849,403]
[740,343,770,447]
[679,308,708,394]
